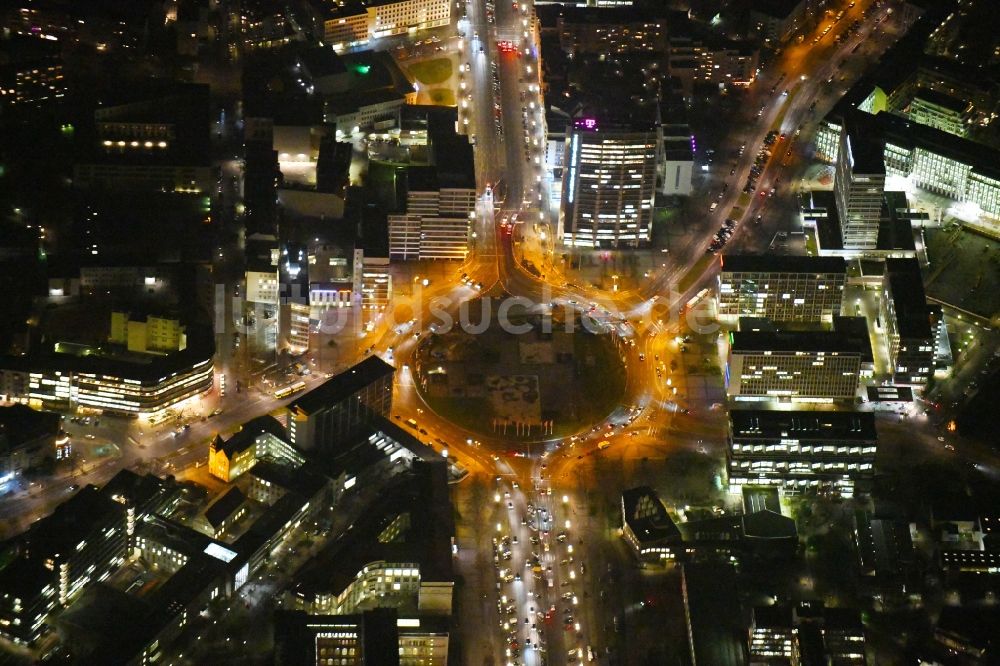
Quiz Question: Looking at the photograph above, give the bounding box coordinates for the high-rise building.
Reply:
[286,356,395,453]
[388,167,475,261]
[880,258,943,386]
[561,118,659,248]
[718,255,846,324]
[727,409,878,495]
[834,118,886,249]
[726,329,867,402]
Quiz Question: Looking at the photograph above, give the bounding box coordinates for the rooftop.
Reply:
[721,254,846,275]
[0,329,215,385]
[730,409,878,442]
[289,356,394,415]
[884,258,933,339]
[911,87,970,113]
[292,461,453,601]
[22,485,124,561]
[843,114,886,175]
[621,486,681,545]
[0,404,61,451]
[203,487,247,530]
[212,415,290,459]
[749,0,805,20]
[729,330,864,355]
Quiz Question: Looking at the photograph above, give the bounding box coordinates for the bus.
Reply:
[681,288,712,314]
[274,381,306,399]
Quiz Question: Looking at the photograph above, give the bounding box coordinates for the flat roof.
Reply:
[730,330,863,354]
[0,404,61,450]
[682,563,747,666]
[742,510,797,540]
[289,356,394,415]
[885,258,933,339]
[721,254,846,275]
[843,114,886,175]
[0,329,214,385]
[22,486,123,561]
[730,409,877,441]
[912,87,970,113]
[291,460,453,600]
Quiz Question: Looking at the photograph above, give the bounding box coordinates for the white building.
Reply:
[323,0,452,51]
[389,169,475,261]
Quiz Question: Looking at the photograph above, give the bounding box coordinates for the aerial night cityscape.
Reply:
[0,0,999,664]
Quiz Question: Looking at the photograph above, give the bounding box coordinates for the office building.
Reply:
[73,82,214,194]
[0,34,65,110]
[274,608,450,666]
[208,415,306,482]
[621,486,682,563]
[660,122,695,196]
[726,328,869,402]
[110,311,187,354]
[727,409,878,495]
[907,88,972,138]
[812,2,1000,231]
[934,606,1000,662]
[0,404,62,482]
[718,255,847,324]
[389,168,475,261]
[323,0,451,52]
[326,88,408,135]
[834,118,887,250]
[820,109,1000,226]
[561,118,659,248]
[750,602,867,665]
[286,356,395,453]
[0,486,128,644]
[288,460,455,617]
[880,258,942,386]
[0,333,215,417]
[681,563,746,666]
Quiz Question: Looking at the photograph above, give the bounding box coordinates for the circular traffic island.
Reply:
[412,298,626,441]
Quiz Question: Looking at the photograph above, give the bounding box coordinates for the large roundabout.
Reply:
[410,297,627,442]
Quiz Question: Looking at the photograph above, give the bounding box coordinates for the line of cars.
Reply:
[707,217,738,254]
[744,130,782,197]
[491,61,504,138]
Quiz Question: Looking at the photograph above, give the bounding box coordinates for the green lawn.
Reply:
[677,254,717,294]
[573,332,626,427]
[408,58,453,85]
[428,88,456,106]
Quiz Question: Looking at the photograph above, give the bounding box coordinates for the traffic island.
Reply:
[411,299,626,441]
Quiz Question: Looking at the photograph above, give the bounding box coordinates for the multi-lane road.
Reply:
[0,0,919,661]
